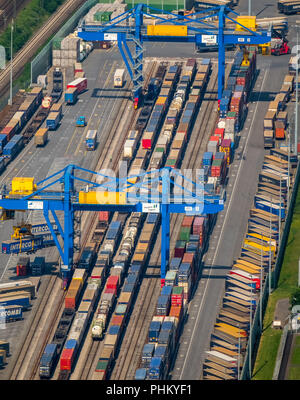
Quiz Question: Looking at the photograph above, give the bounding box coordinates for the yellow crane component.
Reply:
[147,25,187,36]
[78,191,126,205]
[241,47,250,67]
[10,177,37,196]
[11,224,33,240]
[235,16,257,32]
[259,42,271,55]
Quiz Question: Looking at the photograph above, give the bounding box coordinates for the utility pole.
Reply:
[8,19,13,106]
[279,178,281,245]
[248,0,251,16]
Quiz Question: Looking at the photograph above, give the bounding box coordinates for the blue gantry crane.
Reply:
[0,166,224,288]
[77,3,271,106]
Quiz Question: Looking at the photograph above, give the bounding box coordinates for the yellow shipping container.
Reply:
[244,238,275,255]
[147,24,187,36]
[11,177,37,195]
[156,96,167,105]
[79,191,126,205]
[233,263,262,275]
[215,323,247,338]
[246,233,276,250]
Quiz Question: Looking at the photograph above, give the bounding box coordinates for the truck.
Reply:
[50,103,63,118]
[76,116,86,127]
[114,69,125,88]
[263,130,274,148]
[34,128,48,147]
[67,77,87,94]
[85,130,97,151]
[46,112,61,130]
[65,88,78,105]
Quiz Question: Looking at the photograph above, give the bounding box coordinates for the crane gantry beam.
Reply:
[77,3,271,105]
[0,165,224,288]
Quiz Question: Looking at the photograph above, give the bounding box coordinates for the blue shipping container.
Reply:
[135,368,147,380]
[0,304,23,322]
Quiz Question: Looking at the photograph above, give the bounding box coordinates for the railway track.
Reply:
[0,0,86,97]
[7,57,147,380]
[67,60,159,381]
[110,62,224,380]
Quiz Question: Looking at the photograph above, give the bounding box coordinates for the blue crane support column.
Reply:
[62,165,75,289]
[133,4,144,106]
[161,168,170,287]
[218,6,225,102]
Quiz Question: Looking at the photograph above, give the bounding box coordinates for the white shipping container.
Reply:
[114,68,125,88]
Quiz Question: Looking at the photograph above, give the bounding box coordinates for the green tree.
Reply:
[290,288,300,308]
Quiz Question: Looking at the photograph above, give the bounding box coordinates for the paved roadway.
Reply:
[0,44,129,370]
[171,0,300,380]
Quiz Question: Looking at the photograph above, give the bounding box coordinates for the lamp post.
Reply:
[8,19,13,106]
[248,0,251,16]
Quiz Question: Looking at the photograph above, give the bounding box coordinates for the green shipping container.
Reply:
[53,38,62,50]
[124,0,193,13]
[166,158,176,167]
[212,159,222,167]
[227,111,237,118]
[96,360,108,372]
[172,286,183,295]
[155,147,164,152]
[179,226,190,242]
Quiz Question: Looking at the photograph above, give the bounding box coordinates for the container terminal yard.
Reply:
[0,0,299,383]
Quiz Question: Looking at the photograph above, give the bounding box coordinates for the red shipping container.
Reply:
[107,275,119,289]
[142,138,152,149]
[60,348,75,371]
[65,295,76,310]
[182,216,194,227]
[104,287,117,295]
[298,143,300,154]
[99,211,109,222]
[210,135,220,144]
[171,297,183,306]
[214,128,225,139]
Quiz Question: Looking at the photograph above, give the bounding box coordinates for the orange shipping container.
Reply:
[275,128,285,139]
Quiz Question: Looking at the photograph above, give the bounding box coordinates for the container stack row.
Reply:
[93,212,161,380]
[203,148,298,380]
[218,47,257,145]
[0,87,44,172]
[38,212,111,379]
[263,72,294,148]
